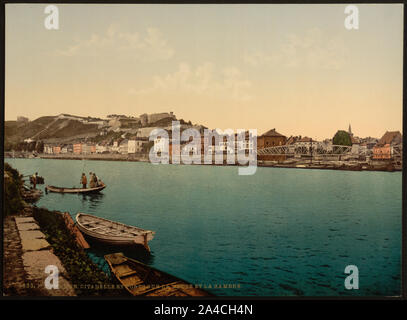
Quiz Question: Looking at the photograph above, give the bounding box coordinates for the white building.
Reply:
[182,144,199,155]
[128,140,136,154]
[96,144,108,153]
[351,136,361,155]
[57,114,85,121]
[294,137,314,148]
[127,140,146,153]
[153,137,168,152]
[351,143,360,155]
[148,112,175,124]
[44,144,53,154]
[83,119,107,126]
[119,140,129,154]
[82,144,91,155]
[236,139,255,154]
[111,141,120,153]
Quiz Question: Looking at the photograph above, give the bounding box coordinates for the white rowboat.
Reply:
[75,213,155,251]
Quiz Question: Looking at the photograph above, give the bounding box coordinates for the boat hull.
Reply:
[46,184,106,194]
[105,253,213,297]
[75,213,154,250]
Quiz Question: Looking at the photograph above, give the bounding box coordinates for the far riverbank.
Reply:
[5,152,401,172]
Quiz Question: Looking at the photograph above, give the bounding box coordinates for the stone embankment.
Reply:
[3,208,76,296]
[3,163,123,297]
[6,153,400,172]
[40,153,149,162]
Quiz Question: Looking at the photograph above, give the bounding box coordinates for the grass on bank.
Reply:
[33,207,126,296]
[4,162,25,216]
[4,163,125,296]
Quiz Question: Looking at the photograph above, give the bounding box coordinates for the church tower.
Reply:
[348,124,353,136]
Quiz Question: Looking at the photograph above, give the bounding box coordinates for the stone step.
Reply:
[21,238,51,252]
[16,222,40,232]
[15,217,36,224]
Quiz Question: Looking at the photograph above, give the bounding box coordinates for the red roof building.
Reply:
[373,131,402,160]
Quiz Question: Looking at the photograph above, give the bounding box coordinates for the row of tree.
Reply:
[5,141,44,153]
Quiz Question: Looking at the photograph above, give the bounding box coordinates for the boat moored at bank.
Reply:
[76,213,155,251]
[105,252,213,296]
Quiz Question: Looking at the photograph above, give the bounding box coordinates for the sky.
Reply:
[5,4,403,140]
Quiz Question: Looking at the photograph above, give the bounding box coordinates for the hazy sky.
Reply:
[5,4,403,139]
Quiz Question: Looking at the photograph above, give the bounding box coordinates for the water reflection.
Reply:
[80,193,105,210]
[85,238,155,275]
[8,158,402,296]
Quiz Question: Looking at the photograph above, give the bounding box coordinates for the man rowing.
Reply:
[80,173,87,189]
[32,172,38,189]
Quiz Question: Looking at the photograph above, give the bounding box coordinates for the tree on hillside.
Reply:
[36,141,44,153]
[333,130,352,146]
[28,141,36,152]
[4,142,14,151]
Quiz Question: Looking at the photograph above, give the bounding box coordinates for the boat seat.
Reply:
[88,226,105,231]
[82,223,93,226]
[118,270,139,278]
[122,278,144,288]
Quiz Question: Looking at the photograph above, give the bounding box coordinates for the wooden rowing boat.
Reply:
[76,213,155,251]
[45,184,106,194]
[105,252,213,296]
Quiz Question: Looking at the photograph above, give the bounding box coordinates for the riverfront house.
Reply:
[257,128,287,161]
[44,144,53,154]
[73,143,82,154]
[119,140,129,154]
[96,142,108,154]
[373,131,402,160]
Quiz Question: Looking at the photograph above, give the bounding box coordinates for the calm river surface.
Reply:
[7,158,402,296]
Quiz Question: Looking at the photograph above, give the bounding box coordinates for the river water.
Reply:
[6,158,402,296]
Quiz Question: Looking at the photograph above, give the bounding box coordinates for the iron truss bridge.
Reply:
[257,144,354,156]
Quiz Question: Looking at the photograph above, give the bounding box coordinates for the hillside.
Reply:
[4,113,206,150]
[5,116,100,145]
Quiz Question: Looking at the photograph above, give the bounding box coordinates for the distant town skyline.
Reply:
[5,4,403,140]
[9,112,394,141]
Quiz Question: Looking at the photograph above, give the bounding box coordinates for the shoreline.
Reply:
[5,153,402,172]
[3,161,401,297]
[3,163,126,297]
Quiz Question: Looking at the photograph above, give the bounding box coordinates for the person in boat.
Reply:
[93,172,99,187]
[32,172,38,189]
[89,172,95,188]
[80,173,87,189]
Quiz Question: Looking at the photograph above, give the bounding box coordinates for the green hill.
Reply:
[5,116,100,145]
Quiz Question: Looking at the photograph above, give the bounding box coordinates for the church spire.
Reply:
[348,124,352,135]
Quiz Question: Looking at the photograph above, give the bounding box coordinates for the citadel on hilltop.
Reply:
[57,112,177,128]
[5,111,205,156]
[4,115,403,171]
